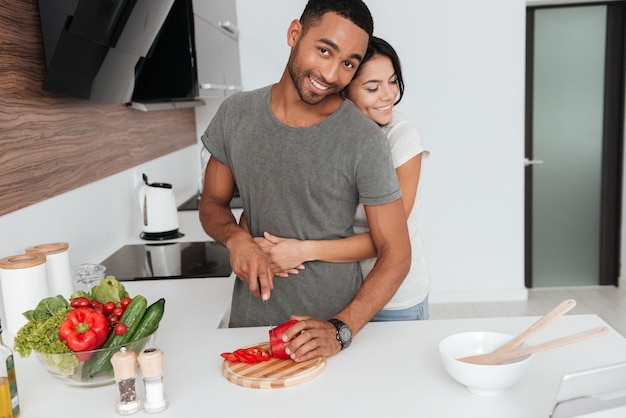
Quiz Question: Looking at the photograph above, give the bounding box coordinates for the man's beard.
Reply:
[287,50,341,105]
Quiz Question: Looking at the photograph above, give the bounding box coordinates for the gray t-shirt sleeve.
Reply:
[201,100,230,167]
[355,131,402,206]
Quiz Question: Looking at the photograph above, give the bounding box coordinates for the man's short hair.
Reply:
[300,0,374,37]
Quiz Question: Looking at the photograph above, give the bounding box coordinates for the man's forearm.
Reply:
[334,199,412,335]
[336,252,410,335]
[199,198,246,250]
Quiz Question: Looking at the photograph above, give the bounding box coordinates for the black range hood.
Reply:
[37,0,203,108]
[128,0,203,110]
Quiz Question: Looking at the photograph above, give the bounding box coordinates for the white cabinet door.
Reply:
[221,28,241,95]
[191,0,238,35]
[194,14,242,97]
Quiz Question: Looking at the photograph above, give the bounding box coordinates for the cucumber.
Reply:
[129,298,165,341]
[82,295,148,379]
[102,295,148,348]
[124,298,165,356]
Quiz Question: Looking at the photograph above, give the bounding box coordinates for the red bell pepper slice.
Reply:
[234,347,270,363]
[220,352,239,362]
[220,319,300,363]
[221,347,271,363]
[269,319,298,359]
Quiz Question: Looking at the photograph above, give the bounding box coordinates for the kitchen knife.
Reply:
[265,299,275,338]
[259,278,275,337]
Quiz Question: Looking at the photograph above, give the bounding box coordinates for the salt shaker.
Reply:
[111,347,141,415]
[137,348,168,413]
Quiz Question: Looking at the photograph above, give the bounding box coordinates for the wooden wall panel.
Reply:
[0,1,197,216]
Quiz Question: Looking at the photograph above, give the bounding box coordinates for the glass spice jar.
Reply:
[137,348,168,413]
[111,347,140,415]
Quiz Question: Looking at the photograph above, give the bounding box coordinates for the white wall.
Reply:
[3,0,621,313]
[236,0,528,303]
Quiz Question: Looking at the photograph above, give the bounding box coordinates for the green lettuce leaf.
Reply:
[69,290,90,300]
[22,295,69,322]
[89,276,128,304]
[14,307,71,357]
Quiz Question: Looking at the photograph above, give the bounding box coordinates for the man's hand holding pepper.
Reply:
[279,315,343,362]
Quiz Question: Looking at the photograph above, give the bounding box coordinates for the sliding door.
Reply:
[525,3,623,287]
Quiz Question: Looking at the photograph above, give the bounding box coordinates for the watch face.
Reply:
[329,319,352,349]
[338,326,352,342]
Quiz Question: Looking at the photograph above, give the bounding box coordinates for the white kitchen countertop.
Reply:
[10,210,626,417]
[11,275,626,418]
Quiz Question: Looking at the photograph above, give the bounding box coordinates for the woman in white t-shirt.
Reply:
[252,37,430,321]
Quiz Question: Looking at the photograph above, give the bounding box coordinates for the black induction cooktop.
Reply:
[178,190,242,211]
[101,241,232,281]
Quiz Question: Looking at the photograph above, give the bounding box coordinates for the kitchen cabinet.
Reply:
[192,0,242,98]
[192,0,237,29]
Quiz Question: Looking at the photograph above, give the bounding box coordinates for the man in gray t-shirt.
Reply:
[199,0,411,362]
[204,85,400,327]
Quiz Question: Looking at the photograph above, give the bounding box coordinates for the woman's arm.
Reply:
[239,211,305,277]
[261,153,423,270]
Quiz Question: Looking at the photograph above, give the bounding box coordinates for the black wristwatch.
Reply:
[328,318,352,350]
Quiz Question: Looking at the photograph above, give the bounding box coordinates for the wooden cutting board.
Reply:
[222,342,326,389]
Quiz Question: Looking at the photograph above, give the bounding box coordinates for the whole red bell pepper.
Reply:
[59,307,109,357]
[269,319,298,359]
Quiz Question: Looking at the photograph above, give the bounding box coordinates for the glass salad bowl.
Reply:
[34,330,157,388]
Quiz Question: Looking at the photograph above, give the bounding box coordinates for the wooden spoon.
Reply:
[479,326,609,365]
[457,299,577,365]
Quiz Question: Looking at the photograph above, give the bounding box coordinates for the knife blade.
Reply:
[259,278,275,337]
[265,299,275,338]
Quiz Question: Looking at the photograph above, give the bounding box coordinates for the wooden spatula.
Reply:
[476,326,609,365]
[457,299,577,365]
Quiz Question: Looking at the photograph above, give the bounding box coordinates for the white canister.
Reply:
[0,254,49,335]
[25,242,73,297]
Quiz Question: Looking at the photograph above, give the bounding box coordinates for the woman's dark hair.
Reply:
[300,0,374,37]
[358,36,405,106]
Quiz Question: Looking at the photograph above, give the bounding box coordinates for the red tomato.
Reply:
[92,302,104,314]
[104,301,116,313]
[113,322,127,336]
[120,297,132,309]
[268,319,299,359]
[71,297,90,308]
[107,313,120,325]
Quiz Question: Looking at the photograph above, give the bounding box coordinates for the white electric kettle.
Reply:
[138,174,183,240]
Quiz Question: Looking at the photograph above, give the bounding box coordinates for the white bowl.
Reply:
[438,331,533,396]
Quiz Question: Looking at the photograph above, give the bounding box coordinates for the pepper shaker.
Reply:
[138,348,168,413]
[111,347,141,415]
